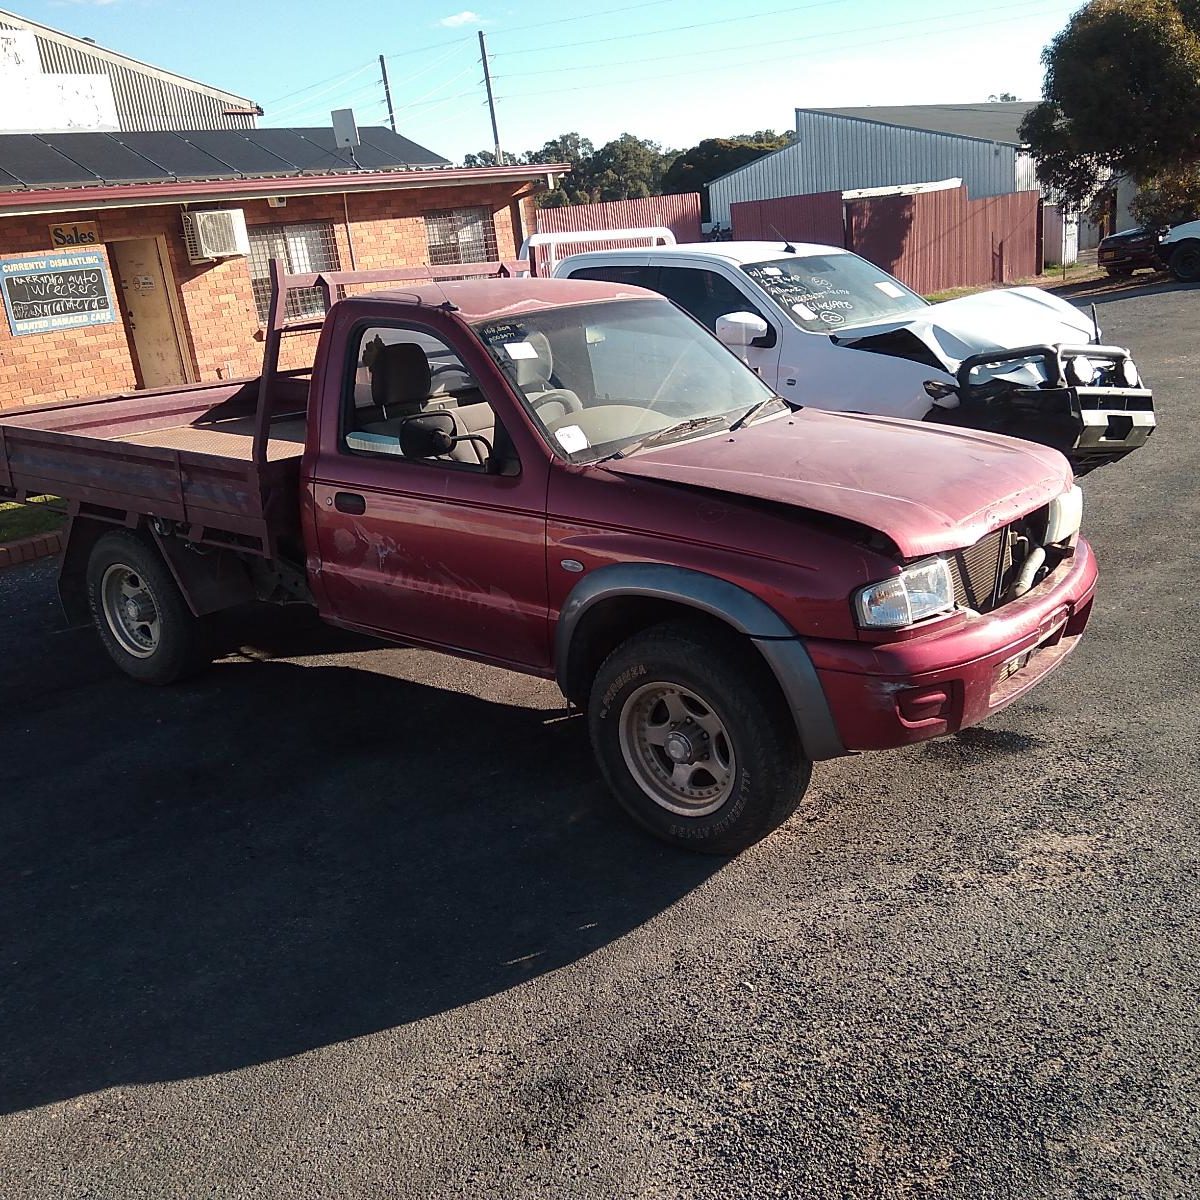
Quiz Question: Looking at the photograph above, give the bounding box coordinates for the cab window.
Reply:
[342,325,518,474]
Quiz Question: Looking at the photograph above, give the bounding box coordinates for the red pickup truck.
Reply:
[0,261,1097,853]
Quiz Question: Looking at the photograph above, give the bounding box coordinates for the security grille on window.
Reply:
[424,208,498,266]
[247,222,342,323]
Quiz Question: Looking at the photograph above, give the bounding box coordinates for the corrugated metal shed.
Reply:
[709,109,1030,226]
[0,8,259,131]
[802,102,1035,144]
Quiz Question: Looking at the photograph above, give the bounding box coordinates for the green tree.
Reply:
[1130,164,1200,228]
[574,134,674,202]
[462,149,525,167]
[660,131,795,219]
[524,132,596,206]
[1020,0,1200,208]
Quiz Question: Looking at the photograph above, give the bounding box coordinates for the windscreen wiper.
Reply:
[592,413,729,464]
[728,395,788,431]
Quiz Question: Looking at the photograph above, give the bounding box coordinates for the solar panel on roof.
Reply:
[0,134,101,187]
[243,129,355,173]
[359,128,449,167]
[183,130,295,176]
[0,126,451,190]
[292,127,398,171]
[37,133,166,184]
[114,132,239,180]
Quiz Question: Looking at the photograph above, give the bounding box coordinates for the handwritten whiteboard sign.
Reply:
[2,250,117,337]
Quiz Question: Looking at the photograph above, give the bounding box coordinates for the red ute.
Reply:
[0,266,1096,853]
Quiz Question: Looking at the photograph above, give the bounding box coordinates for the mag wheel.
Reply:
[589,620,811,854]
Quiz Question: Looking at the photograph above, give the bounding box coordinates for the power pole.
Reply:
[478,30,503,164]
[379,54,397,133]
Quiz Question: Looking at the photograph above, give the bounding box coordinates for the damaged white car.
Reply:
[554,240,1155,473]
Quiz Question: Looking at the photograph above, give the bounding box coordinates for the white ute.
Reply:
[553,238,1156,472]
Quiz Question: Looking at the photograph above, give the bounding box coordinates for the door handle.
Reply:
[333,491,366,515]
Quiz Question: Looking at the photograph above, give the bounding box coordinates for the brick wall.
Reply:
[0,181,533,412]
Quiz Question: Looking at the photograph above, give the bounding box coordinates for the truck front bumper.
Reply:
[806,537,1098,752]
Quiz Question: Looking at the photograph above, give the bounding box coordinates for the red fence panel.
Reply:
[846,187,1040,294]
[535,194,702,242]
[729,192,845,246]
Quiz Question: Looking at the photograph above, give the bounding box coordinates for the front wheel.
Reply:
[86,531,212,684]
[588,621,811,854]
[1168,240,1200,283]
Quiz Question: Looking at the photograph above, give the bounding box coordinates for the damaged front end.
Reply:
[924,343,1155,474]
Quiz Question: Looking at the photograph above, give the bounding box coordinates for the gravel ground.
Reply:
[1,280,1197,1199]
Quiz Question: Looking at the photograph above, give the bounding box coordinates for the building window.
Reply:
[247,221,342,323]
[424,207,498,265]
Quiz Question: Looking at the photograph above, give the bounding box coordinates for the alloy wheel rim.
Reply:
[618,681,736,817]
[100,563,161,659]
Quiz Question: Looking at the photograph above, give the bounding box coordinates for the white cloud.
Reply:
[439,10,481,26]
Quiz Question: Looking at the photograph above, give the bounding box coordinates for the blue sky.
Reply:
[22,0,1084,161]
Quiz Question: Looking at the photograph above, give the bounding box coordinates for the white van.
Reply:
[554,240,1156,472]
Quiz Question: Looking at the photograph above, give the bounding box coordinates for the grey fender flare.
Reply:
[555,562,846,761]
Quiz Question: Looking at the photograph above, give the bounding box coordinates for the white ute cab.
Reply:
[554,239,1156,473]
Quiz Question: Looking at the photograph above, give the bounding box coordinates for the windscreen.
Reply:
[741,253,926,333]
[473,298,782,462]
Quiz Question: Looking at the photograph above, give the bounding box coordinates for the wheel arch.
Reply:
[556,563,845,760]
[60,516,255,625]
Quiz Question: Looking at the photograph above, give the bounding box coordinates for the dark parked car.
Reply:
[1097,226,1163,276]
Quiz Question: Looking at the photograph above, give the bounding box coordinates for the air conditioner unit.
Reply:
[181,208,250,264]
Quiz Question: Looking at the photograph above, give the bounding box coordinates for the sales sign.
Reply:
[1,250,117,337]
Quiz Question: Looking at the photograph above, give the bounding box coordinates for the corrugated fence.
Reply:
[731,186,1040,294]
[535,194,702,242]
[846,188,1040,294]
[729,191,845,246]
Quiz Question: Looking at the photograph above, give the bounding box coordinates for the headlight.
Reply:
[1118,358,1139,388]
[1045,484,1083,544]
[1065,355,1098,386]
[854,557,955,629]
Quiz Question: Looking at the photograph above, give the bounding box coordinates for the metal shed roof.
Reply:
[0,8,260,130]
[796,102,1037,146]
[0,126,449,190]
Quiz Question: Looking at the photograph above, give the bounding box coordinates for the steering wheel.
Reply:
[533,389,583,420]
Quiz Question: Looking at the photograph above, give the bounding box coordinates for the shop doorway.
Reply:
[109,238,188,389]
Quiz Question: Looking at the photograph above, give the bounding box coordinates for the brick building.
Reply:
[0,127,563,411]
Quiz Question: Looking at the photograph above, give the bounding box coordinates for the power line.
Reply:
[493,0,1058,80]
[493,4,1065,104]
[265,62,379,121]
[497,0,680,35]
[490,0,847,58]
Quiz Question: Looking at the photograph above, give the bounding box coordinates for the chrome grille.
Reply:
[947,528,1008,612]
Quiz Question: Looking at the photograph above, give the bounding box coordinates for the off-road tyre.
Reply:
[85,531,211,685]
[1168,240,1200,283]
[588,620,811,854]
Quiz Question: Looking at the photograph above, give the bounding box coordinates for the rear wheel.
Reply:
[86,531,211,684]
[1168,240,1200,283]
[588,620,811,854]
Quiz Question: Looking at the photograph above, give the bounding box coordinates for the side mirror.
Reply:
[716,311,771,349]
[400,412,457,459]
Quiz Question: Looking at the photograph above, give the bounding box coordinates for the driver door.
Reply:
[309,319,551,668]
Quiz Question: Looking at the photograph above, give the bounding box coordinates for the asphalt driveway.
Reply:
[1,281,1197,1199]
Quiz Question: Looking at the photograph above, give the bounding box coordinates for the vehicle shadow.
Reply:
[0,638,721,1114]
[1054,274,1196,305]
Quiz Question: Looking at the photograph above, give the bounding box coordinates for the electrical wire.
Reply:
[493,3,1065,103]
[265,62,380,121]
[492,0,1058,80]
[490,0,847,57]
